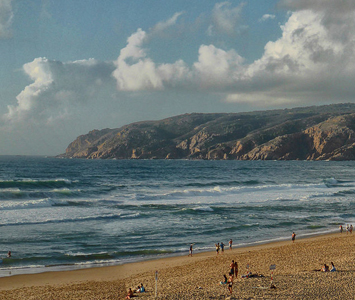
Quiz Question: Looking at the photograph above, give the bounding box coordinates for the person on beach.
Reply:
[7,251,11,258]
[234,261,239,279]
[188,244,193,257]
[220,242,225,253]
[227,272,233,294]
[340,225,343,233]
[350,224,353,233]
[292,232,296,243]
[229,260,235,278]
[220,274,228,285]
[346,224,349,234]
[321,264,329,272]
[215,243,220,255]
[330,262,336,272]
[229,239,233,250]
[125,288,134,299]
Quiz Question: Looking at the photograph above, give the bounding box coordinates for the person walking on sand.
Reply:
[234,261,239,279]
[215,243,220,255]
[350,224,353,233]
[188,244,193,257]
[340,225,343,233]
[229,260,235,278]
[220,242,225,254]
[292,232,296,243]
[229,239,233,250]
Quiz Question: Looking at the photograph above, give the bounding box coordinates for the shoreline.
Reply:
[0,231,347,294]
[0,227,338,279]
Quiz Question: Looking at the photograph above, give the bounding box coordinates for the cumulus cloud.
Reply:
[226,7,355,105]
[0,0,13,38]
[112,28,189,91]
[193,44,244,87]
[111,3,355,106]
[208,1,246,36]
[4,58,115,125]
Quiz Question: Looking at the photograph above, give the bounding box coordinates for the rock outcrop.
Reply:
[58,103,355,161]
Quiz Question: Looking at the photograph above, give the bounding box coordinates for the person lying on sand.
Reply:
[220,274,228,285]
[241,272,264,278]
[321,264,330,272]
[330,262,336,272]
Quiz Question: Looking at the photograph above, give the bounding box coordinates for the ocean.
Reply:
[0,156,354,277]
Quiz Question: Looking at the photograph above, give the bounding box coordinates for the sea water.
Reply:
[0,156,354,277]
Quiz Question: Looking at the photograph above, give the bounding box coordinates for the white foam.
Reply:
[192,206,214,212]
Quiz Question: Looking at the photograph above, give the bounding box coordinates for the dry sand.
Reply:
[1,232,355,299]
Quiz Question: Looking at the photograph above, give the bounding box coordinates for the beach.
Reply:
[1,232,354,299]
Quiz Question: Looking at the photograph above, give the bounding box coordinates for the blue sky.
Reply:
[1,0,355,155]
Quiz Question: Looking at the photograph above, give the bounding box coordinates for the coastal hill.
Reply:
[59,103,355,160]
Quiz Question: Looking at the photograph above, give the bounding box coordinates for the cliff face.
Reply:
[58,104,355,160]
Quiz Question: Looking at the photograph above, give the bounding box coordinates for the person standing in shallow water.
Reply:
[220,242,225,254]
[292,232,296,243]
[229,239,233,250]
[188,244,193,257]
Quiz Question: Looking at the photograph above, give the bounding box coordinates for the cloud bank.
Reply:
[4,1,355,128]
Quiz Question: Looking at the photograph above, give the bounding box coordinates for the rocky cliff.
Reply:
[58,103,355,160]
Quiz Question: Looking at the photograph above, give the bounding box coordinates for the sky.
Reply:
[1,0,355,155]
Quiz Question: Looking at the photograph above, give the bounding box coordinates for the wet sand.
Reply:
[1,232,354,299]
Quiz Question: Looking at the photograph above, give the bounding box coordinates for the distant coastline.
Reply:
[58,103,355,161]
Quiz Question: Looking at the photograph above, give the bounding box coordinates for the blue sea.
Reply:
[0,156,354,277]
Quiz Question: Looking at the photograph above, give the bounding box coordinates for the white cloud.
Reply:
[226,7,355,105]
[112,28,189,91]
[5,2,355,131]
[193,44,244,87]
[151,11,184,35]
[209,1,246,36]
[4,58,116,125]
[0,0,13,38]
[259,14,276,22]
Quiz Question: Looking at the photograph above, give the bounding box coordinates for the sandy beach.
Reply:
[1,232,355,299]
